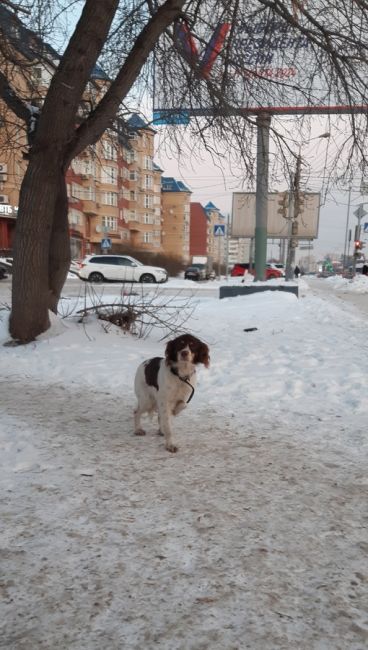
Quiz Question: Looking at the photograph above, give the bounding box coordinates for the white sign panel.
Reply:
[231,192,320,239]
[154,3,368,117]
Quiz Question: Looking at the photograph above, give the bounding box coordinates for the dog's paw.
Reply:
[134,428,146,436]
[165,443,178,453]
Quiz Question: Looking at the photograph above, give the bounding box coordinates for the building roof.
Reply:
[0,4,59,63]
[161,177,191,193]
[0,5,110,80]
[204,201,220,211]
[127,113,156,133]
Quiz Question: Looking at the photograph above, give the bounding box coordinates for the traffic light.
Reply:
[277,191,288,217]
[354,240,363,257]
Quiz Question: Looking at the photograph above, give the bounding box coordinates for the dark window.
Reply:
[90,256,116,265]
[117,257,135,266]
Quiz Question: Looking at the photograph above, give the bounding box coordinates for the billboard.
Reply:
[153,3,368,119]
[231,192,320,239]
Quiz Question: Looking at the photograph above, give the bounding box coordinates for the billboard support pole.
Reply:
[255,113,271,281]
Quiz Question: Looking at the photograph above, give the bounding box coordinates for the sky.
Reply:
[1,274,368,647]
[155,117,368,263]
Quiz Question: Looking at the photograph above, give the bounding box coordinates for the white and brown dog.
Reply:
[134,334,210,453]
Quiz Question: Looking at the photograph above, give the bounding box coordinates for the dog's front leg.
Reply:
[158,403,177,453]
[173,400,186,416]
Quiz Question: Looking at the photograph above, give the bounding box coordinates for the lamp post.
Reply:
[285,132,330,281]
[343,187,352,269]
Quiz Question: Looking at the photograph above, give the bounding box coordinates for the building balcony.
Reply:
[81,199,99,215]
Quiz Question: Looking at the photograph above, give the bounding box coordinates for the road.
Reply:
[304,276,368,317]
[0,276,220,303]
[1,275,367,313]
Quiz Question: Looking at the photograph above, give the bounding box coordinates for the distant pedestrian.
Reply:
[362,263,368,276]
[294,265,301,279]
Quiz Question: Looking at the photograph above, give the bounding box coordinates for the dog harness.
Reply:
[170,367,195,403]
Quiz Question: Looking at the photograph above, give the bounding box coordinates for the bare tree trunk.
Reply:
[9,154,62,342]
[48,177,70,314]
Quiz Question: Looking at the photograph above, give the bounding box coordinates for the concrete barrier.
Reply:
[219,284,299,299]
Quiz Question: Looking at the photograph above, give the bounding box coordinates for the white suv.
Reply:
[78,255,168,283]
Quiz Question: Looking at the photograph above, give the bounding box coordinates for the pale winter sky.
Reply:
[155,117,368,263]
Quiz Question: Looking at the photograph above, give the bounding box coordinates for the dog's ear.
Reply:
[196,341,210,368]
[165,338,177,364]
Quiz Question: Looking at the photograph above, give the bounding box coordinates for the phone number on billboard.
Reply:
[241,67,297,79]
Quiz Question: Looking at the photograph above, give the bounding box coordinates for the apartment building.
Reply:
[203,201,226,265]
[0,5,164,258]
[65,114,163,259]
[161,177,192,262]
[123,115,162,252]
[190,202,209,257]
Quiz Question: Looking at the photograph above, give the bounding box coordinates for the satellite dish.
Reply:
[95,225,102,233]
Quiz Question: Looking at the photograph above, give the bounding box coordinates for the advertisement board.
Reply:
[231,192,320,239]
[153,3,368,119]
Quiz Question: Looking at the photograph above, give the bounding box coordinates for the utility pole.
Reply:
[254,113,271,281]
[343,187,352,269]
[285,155,303,281]
[352,203,368,275]
[225,212,230,280]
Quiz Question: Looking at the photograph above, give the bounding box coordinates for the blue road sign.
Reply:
[152,110,190,125]
[214,224,225,236]
[364,222,368,233]
[101,237,112,249]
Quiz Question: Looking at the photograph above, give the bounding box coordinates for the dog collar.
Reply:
[170,367,195,403]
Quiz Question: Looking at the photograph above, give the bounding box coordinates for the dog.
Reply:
[134,334,210,453]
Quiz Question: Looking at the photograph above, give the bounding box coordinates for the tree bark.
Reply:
[48,176,70,315]
[9,153,63,342]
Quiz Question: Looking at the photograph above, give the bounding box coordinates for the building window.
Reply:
[144,174,153,189]
[144,156,153,170]
[143,213,153,224]
[101,165,117,184]
[71,184,96,201]
[68,210,81,225]
[130,171,138,181]
[102,141,117,161]
[102,216,117,231]
[101,191,118,206]
[143,231,153,243]
[130,190,136,201]
[144,194,153,208]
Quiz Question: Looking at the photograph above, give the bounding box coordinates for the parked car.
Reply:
[78,254,168,283]
[184,264,207,281]
[69,259,82,275]
[267,262,285,277]
[0,257,13,278]
[230,262,283,280]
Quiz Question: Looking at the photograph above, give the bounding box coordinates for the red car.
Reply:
[231,263,283,280]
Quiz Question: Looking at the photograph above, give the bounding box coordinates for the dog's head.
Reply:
[165,334,210,368]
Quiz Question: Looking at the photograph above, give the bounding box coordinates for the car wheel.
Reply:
[140,273,156,283]
[88,272,104,283]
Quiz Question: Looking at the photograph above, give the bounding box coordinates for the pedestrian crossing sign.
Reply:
[214,224,225,236]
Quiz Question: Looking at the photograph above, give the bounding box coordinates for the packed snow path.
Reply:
[1,378,367,649]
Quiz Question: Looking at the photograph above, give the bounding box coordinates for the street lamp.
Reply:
[285,131,331,280]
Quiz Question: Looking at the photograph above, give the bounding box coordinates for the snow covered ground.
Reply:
[1,276,368,649]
